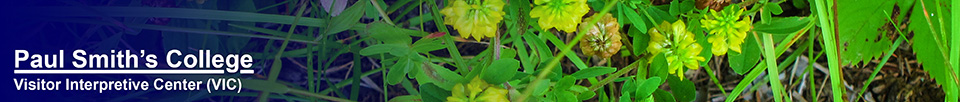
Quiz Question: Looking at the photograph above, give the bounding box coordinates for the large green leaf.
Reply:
[359,44,407,56]
[636,77,662,100]
[667,75,697,102]
[728,34,760,75]
[908,0,956,101]
[482,59,520,84]
[368,22,415,44]
[753,17,812,34]
[836,0,896,65]
[325,0,367,35]
[652,89,676,102]
[419,84,451,102]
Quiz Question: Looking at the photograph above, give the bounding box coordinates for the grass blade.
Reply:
[952,0,960,98]
[812,0,843,101]
[260,2,309,102]
[762,34,785,102]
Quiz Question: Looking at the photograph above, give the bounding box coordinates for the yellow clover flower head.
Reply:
[579,13,622,58]
[530,0,590,33]
[441,0,506,41]
[701,6,752,55]
[447,77,510,102]
[647,20,706,80]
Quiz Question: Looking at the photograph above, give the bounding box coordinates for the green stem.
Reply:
[588,60,641,91]
[702,65,727,95]
[517,0,620,101]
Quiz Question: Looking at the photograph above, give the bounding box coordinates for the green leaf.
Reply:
[501,48,518,59]
[619,92,633,102]
[694,25,713,66]
[556,76,576,90]
[482,59,520,84]
[569,67,617,79]
[652,89,676,102]
[577,90,596,101]
[368,22,414,44]
[753,17,812,34]
[359,44,407,56]
[836,0,895,65]
[636,77,662,100]
[764,3,783,15]
[555,91,578,102]
[908,0,956,100]
[668,0,680,16]
[623,5,648,34]
[667,75,697,102]
[532,79,552,96]
[644,7,677,23]
[412,39,445,53]
[419,84,451,102]
[630,27,650,55]
[325,0,367,35]
[650,54,670,78]
[728,34,760,75]
[386,58,412,85]
[621,79,637,93]
[679,0,695,13]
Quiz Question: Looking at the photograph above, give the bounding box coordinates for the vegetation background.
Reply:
[4,0,957,101]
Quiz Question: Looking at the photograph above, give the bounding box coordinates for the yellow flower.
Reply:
[579,13,622,58]
[447,78,510,102]
[647,20,706,80]
[701,6,752,55]
[530,0,590,33]
[441,0,506,41]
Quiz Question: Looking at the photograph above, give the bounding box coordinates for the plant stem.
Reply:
[588,60,641,91]
[517,0,620,101]
[702,65,727,95]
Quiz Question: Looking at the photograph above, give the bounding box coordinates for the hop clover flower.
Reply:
[530,0,590,33]
[647,20,706,80]
[579,13,622,58]
[447,77,510,102]
[701,6,752,55]
[441,0,506,41]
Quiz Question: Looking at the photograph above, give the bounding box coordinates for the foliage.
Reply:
[29,0,960,101]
